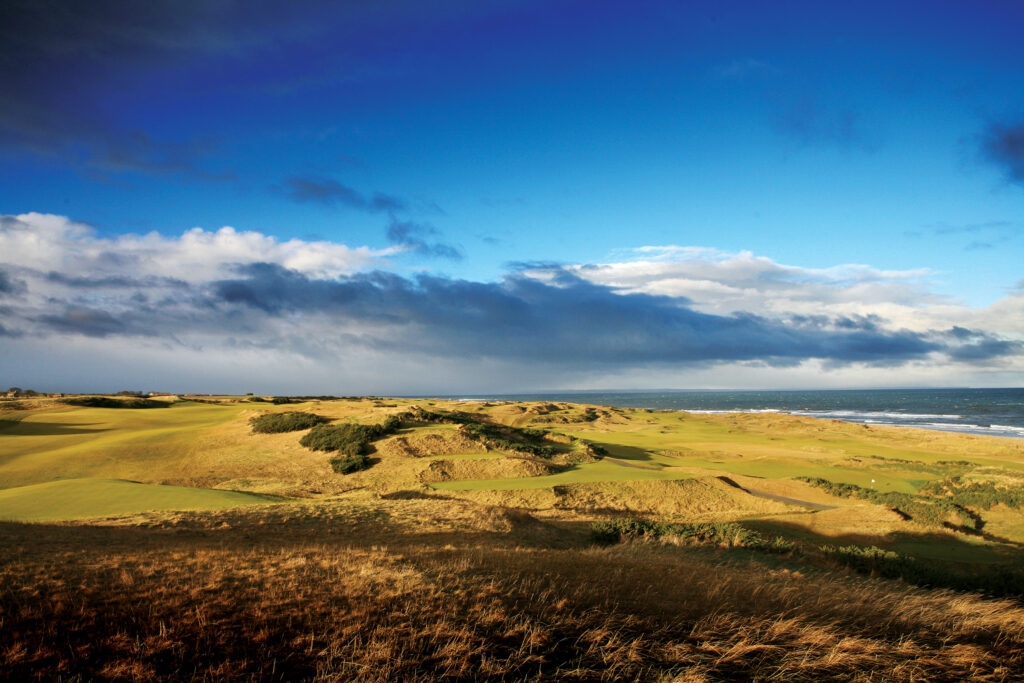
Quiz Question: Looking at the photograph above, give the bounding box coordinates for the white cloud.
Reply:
[1,217,1022,392]
[0,212,394,282]
[562,245,1024,337]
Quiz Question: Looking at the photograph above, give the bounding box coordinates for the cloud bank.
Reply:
[1,213,1021,393]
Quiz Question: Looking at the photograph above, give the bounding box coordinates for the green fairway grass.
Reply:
[0,401,250,488]
[0,478,283,522]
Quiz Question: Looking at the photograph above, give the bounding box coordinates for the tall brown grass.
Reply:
[2,497,1022,681]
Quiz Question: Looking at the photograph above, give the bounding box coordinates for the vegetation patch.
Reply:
[329,453,371,474]
[405,406,606,460]
[61,396,170,409]
[299,417,401,458]
[795,476,982,532]
[591,517,794,553]
[249,411,329,434]
[820,544,1024,599]
[918,477,1024,510]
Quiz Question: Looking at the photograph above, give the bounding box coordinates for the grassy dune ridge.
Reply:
[1,394,1024,679]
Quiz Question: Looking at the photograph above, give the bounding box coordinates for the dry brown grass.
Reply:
[3,496,1023,681]
[418,457,559,483]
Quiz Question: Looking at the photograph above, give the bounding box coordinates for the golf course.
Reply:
[3,394,1024,680]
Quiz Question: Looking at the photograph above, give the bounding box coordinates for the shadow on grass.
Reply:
[0,420,110,437]
[593,442,658,462]
[746,518,1022,565]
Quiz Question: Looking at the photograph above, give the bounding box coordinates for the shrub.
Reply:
[249,412,328,434]
[330,453,370,474]
[818,544,1024,598]
[590,518,792,553]
[795,476,982,532]
[299,416,403,455]
[62,396,169,409]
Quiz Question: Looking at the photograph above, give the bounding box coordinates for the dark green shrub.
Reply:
[818,544,1024,598]
[330,453,370,474]
[62,396,169,409]
[795,476,982,532]
[249,411,328,434]
[299,416,403,455]
[589,518,790,552]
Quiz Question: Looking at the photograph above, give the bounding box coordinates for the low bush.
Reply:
[299,416,402,455]
[329,453,370,474]
[249,412,328,434]
[919,477,1024,510]
[62,396,169,409]
[819,544,1024,598]
[795,476,982,532]
[590,518,793,553]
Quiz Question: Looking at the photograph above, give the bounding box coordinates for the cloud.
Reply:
[0,269,26,295]
[980,121,1024,184]
[37,307,129,338]
[564,246,937,322]
[0,213,392,282]
[1,213,1021,391]
[385,218,462,260]
[209,264,986,367]
[281,176,408,213]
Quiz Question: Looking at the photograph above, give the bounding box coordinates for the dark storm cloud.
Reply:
[208,264,1013,367]
[0,269,26,295]
[45,271,190,290]
[386,218,462,260]
[981,121,1024,184]
[36,307,128,338]
[280,176,408,213]
[942,326,1022,361]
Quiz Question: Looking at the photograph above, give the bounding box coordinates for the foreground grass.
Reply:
[2,498,1023,681]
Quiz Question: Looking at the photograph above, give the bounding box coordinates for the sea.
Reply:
[443,388,1024,440]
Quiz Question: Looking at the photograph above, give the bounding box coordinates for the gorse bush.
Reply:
[62,396,169,409]
[406,407,562,457]
[300,416,402,455]
[820,544,1024,598]
[590,518,793,553]
[919,477,1024,510]
[249,412,328,434]
[795,477,982,532]
[329,453,370,474]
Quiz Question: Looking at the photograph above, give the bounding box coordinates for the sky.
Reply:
[1,0,1023,394]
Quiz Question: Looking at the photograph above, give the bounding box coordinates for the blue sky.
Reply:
[1,1,1023,393]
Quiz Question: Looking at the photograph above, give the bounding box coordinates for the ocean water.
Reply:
[449,388,1024,440]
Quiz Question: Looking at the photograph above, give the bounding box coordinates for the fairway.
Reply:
[0,478,283,522]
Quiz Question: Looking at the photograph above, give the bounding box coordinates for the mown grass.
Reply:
[0,478,282,522]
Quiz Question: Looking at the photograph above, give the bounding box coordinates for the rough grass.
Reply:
[2,498,1023,681]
